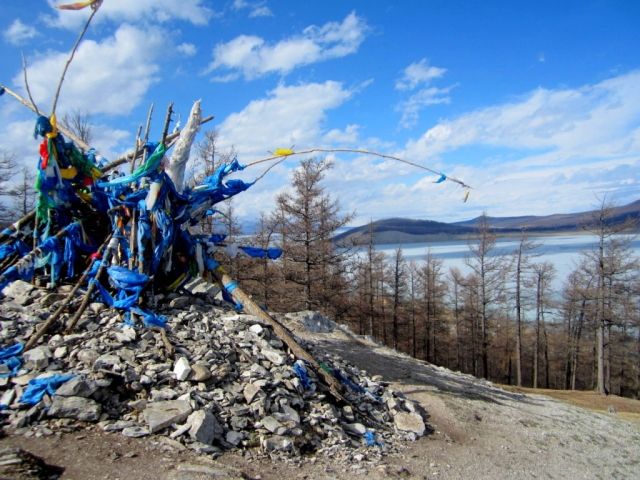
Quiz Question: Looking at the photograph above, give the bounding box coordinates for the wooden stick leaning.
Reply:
[24,232,114,350]
[208,268,345,402]
[64,234,119,335]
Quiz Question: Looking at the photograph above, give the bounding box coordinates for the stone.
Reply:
[143,400,193,433]
[344,423,367,435]
[262,435,294,452]
[103,421,137,431]
[187,410,222,445]
[261,415,287,435]
[93,354,121,371]
[1,388,16,407]
[261,348,286,366]
[76,349,100,366]
[173,357,192,381]
[286,310,337,333]
[226,430,244,446]
[394,412,426,436]
[48,396,102,422]
[170,297,190,309]
[243,383,264,403]
[2,280,35,302]
[23,347,51,370]
[122,426,150,437]
[53,346,68,360]
[55,377,98,398]
[40,293,67,307]
[187,364,212,382]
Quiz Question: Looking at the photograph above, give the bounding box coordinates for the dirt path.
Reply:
[2,325,639,479]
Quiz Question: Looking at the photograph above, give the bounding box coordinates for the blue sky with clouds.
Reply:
[1,0,640,226]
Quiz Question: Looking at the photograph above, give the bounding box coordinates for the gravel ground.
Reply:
[2,321,639,480]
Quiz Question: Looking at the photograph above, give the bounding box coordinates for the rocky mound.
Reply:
[0,278,427,465]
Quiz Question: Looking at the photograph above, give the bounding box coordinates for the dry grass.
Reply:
[500,385,640,423]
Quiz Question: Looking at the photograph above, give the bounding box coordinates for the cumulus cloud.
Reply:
[3,19,38,45]
[395,58,452,128]
[217,81,354,159]
[45,0,216,29]
[13,24,165,115]
[206,12,369,79]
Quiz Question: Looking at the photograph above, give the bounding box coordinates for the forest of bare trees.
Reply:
[233,156,640,399]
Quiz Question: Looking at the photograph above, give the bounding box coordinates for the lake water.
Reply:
[374,234,640,288]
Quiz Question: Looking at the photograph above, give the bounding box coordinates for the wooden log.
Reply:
[63,235,118,334]
[209,268,345,401]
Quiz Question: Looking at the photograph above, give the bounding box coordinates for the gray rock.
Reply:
[286,310,337,333]
[188,364,212,382]
[48,396,102,422]
[243,383,264,403]
[92,354,121,371]
[23,347,51,370]
[55,377,98,398]
[103,420,137,431]
[262,435,294,452]
[122,426,150,437]
[143,400,193,433]
[187,410,222,445]
[261,348,286,365]
[173,357,192,381]
[226,430,244,446]
[2,280,35,303]
[394,412,426,436]
[261,415,287,435]
[76,349,100,366]
[40,293,67,307]
[344,423,367,435]
[170,297,191,309]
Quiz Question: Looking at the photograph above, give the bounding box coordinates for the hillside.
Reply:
[4,316,639,479]
[337,199,640,245]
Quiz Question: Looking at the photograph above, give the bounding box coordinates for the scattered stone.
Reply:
[122,426,151,437]
[394,412,426,436]
[144,400,193,433]
[173,357,192,381]
[47,396,102,422]
[188,410,222,445]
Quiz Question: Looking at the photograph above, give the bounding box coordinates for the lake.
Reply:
[374,234,640,288]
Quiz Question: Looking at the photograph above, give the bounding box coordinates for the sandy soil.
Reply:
[2,324,639,480]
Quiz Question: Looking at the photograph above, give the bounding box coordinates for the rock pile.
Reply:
[0,278,428,462]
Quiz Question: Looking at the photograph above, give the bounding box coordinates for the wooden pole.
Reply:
[209,268,345,401]
[64,234,118,334]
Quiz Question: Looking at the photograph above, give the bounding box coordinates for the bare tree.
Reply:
[274,158,355,315]
[511,231,542,386]
[580,195,638,394]
[389,246,406,351]
[61,109,93,148]
[532,261,556,388]
[9,166,37,218]
[0,150,18,227]
[465,213,506,379]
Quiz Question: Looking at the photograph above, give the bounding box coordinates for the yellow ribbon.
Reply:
[274,148,294,156]
[46,114,58,139]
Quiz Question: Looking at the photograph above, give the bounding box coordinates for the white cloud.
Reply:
[395,59,446,91]
[3,19,38,45]
[217,81,354,159]
[405,70,640,162]
[177,42,197,56]
[44,0,216,29]
[249,7,273,18]
[395,58,452,129]
[232,0,274,18]
[13,24,165,115]
[399,86,455,128]
[206,12,369,79]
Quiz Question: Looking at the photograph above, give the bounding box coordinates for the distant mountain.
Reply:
[336,199,640,245]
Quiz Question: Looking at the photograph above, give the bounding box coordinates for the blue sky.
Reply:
[1,0,640,226]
